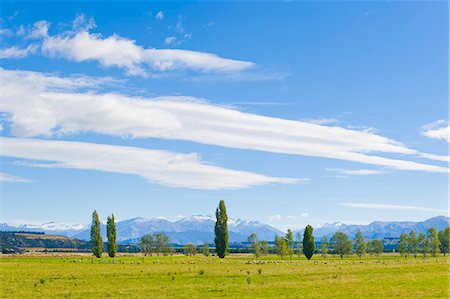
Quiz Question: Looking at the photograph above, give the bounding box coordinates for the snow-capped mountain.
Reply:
[2,215,448,244]
[0,215,284,244]
[0,221,86,237]
[308,216,449,239]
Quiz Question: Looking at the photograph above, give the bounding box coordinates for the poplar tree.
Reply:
[90,210,103,258]
[302,225,315,260]
[214,200,228,258]
[106,214,117,258]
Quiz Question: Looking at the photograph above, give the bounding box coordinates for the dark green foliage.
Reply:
[214,200,228,258]
[302,225,315,260]
[331,232,352,259]
[438,226,449,255]
[90,210,102,258]
[106,214,117,258]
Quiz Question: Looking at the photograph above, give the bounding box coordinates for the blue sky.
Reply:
[0,1,448,230]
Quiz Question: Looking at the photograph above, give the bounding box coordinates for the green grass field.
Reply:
[1,254,448,298]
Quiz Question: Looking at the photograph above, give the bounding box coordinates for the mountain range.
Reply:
[1,215,448,245]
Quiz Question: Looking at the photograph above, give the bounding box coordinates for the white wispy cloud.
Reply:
[164,36,177,46]
[422,121,450,143]
[1,68,447,173]
[1,137,302,190]
[340,202,448,213]
[155,11,164,20]
[326,168,387,176]
[3,17,252,76]
[0,45,38,59]
[286,213,309,220]
[267,214,282,222]
[0,172,32,183]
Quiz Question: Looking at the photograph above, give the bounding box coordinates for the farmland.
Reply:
[1,254,448,298]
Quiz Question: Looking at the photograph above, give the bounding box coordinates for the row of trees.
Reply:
[90,202,449,260]
[397,227,449,258]
[90,210,117,258]
[255,229,383,260]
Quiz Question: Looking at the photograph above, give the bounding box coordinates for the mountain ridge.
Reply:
[1,215,448,245]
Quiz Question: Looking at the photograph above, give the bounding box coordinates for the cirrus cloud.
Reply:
[1,68,447,173]
[1,137,302,190]
[1,17,254,77]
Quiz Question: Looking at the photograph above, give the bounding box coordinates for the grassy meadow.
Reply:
[1,254,448,298]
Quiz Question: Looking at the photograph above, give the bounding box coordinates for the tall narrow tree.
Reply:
[214,200,228,258]
[90,210,103,258]
[302,225,315,260]
[106,214,117,258]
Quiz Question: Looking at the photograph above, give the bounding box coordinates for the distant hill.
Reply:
[310,216,449,239]
[0,231,90,253]
[1,215,448,245]
[1,215,283,245]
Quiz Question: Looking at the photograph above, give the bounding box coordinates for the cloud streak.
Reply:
[0,137,302,190]
[0,45,38,59]
[326,168,387,176]
[423,125,450,143]
[1,17,253,76]
[0,172,32,183]
[340,202,448,213]
[1,68,447,173]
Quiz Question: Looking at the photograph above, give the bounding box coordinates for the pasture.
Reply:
[1,254,448,298]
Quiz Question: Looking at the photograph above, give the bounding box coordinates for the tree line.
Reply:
[89,201,450,259]
[397,227,449,258]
